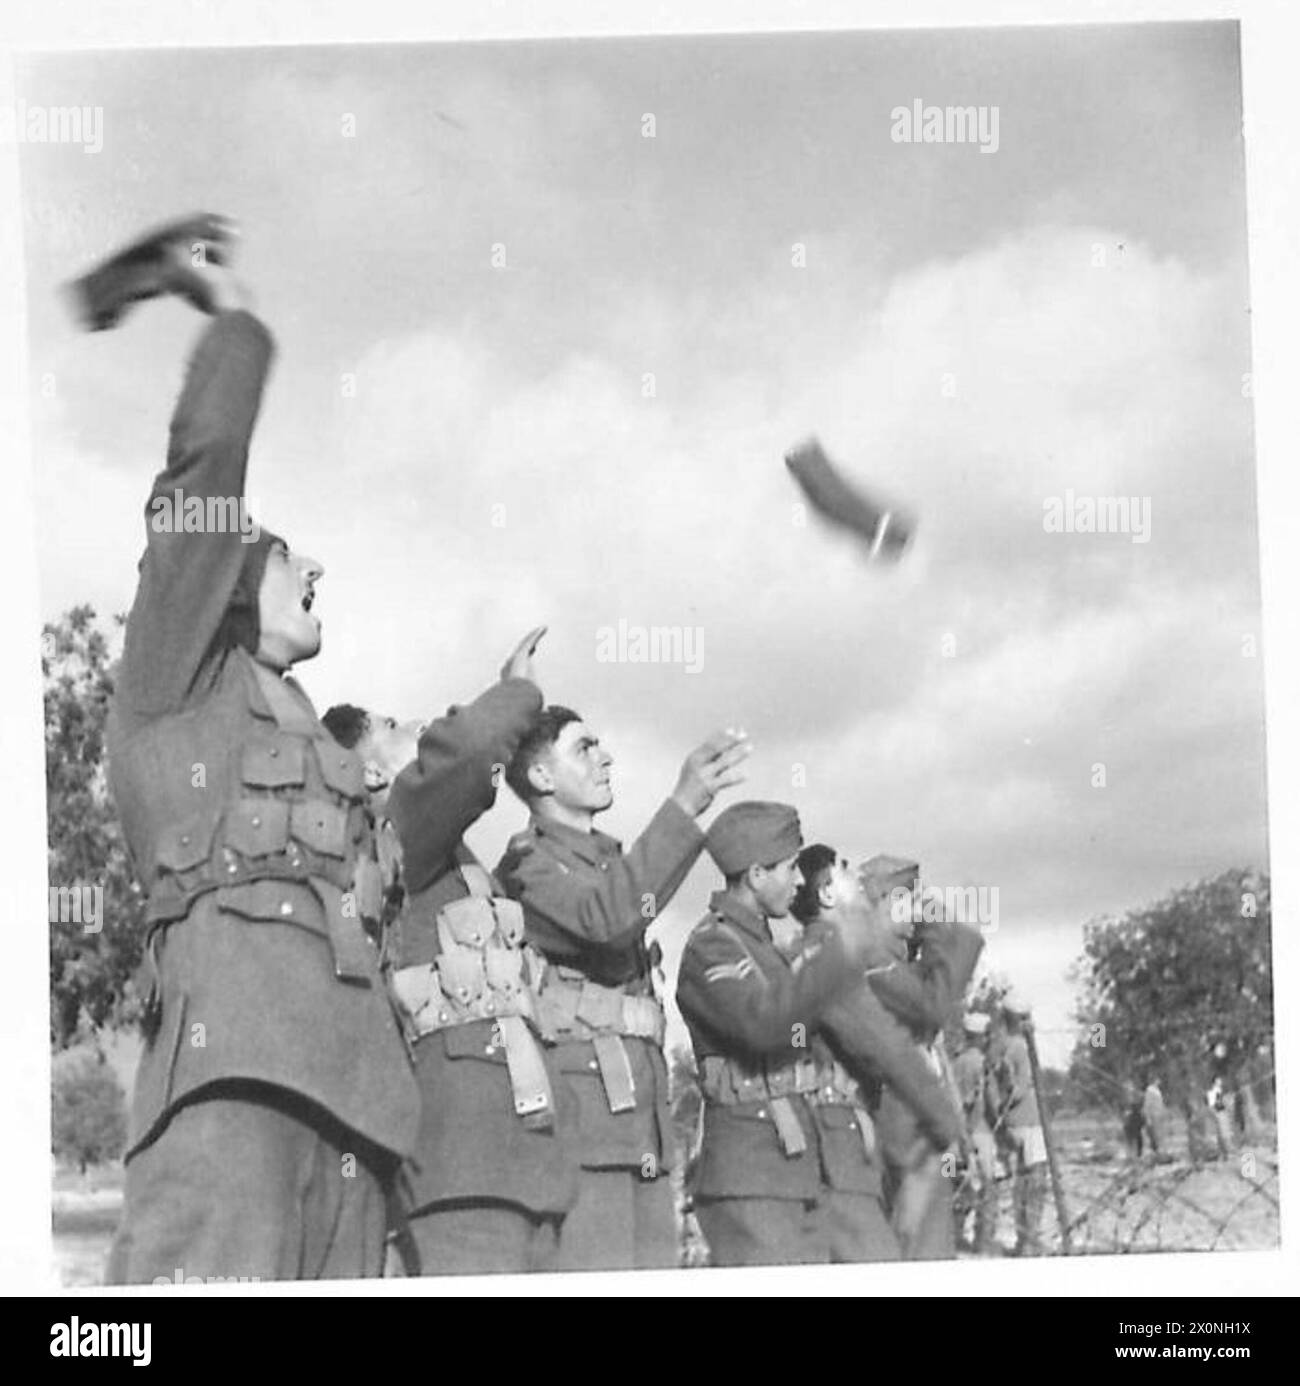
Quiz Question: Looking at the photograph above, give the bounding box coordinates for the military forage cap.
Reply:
[859,853,921,899]
[706,801,803,875]
[221,524,285,655]
[1002,990,1032,1017]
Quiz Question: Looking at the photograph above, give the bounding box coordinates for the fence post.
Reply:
[1024,1019,1071,1253]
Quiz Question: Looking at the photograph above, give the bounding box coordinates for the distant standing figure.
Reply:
[1121,1084,1145,1159]
[1207,1077,1233,1159]
[991,994,1048,1256]
[1141,1079,1166,1156]
[951,1012,997,1254]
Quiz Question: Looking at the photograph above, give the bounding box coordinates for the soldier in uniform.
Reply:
[990,994,1048,1255]
[1121,1080,1147,1160]
[1119,1071,1165,1160]
[788,843,970,1262]
[677,806,959,1266]
[496,710,750,1270]
[319,703,426,812]
[1141,1076,1167,1158]
[86,217,420,1282]
[856,856,984,1259]
[790,846,979,1259]
[1207,1076,1233,1159]
[334,632,583,1275]
[951,1012,998,1254]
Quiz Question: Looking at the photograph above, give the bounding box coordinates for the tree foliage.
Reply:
[667,1043,702,1158]
[666,1044,710,1266]
[45,606,148,1048]
[1069,868,1272,1127]
[51,1047,128,1171]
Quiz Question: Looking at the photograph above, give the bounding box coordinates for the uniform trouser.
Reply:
[696,1189,899,1267]
[955,1131,998,1253]
[407,1200,562,1276]
[892,1159,956,1260]
[825,1189,900,1262]
[1012,1167,1048,1254]
[1123,1110,1145,1158]
[696,1196,822,1266]
[1007,1127,1048,1255]
[960,1179,999,1255]
[883,1144,956,1261]
[555,1168,678,1272]
[105,1080,391,1284]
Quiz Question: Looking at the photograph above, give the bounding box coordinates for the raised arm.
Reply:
[677,919,860,1059]
[820,982,962,1150]
[499,799,703,979]
[114,308,275,722]
[388,677,543,894]
[497,726,752,977]
[869,919,984,1039]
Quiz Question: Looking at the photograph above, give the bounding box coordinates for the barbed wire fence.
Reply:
[1045,1150,1280,1255]
[975,1026,1279,1257]
[669,1023,1281,1264]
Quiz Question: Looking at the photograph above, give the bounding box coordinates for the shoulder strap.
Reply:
[454,843,495,898]
[707,914,762,972]
[249,658,320,735]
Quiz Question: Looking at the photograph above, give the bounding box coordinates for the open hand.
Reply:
[501,625,547,686]
[671,727,751,818]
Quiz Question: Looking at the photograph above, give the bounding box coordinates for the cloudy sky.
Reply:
[19,22,1265,1065]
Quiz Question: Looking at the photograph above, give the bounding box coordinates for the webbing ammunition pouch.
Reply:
[389,856,555,1129]
[809,1060,878,1164]
[536,967,666,1115]
[141,703,395,988]
[700,1054,877,1161]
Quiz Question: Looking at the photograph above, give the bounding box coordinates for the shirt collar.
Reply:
[708,889,775,944]
[531,812,622,865]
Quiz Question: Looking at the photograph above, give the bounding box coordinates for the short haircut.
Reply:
[504,704,583,803]
[322,703,371,750]
[790,843,837,923]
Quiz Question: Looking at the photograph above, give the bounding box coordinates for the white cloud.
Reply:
[33,168,1264,1048]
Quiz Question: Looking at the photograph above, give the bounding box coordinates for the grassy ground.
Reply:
[52,1112,1278,1283]
[1043,1112,1279,1255]
[52,1163,125,1287]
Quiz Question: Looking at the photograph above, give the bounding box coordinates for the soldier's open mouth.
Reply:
[301,590,314,612]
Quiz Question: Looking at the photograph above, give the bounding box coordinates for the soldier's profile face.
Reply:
[820,856,862,912]
[882,880,920,940]
[543,719,614,812]
[256,540,324,667]
[360,713,425,786]
[754,852,803,918]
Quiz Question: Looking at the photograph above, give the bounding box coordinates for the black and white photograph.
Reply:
[2,1,1296,1312]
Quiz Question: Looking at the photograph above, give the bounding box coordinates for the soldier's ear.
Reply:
[526,759,553,797]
